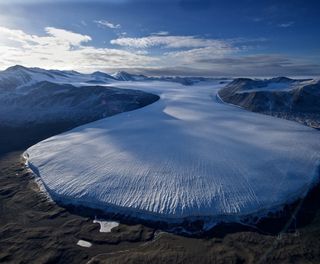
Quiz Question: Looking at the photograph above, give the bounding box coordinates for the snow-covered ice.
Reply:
[77,240,92,248]
[25,80,320,223]
[93,220,119,232]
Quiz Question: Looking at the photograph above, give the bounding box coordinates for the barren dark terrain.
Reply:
[1,117,320,264]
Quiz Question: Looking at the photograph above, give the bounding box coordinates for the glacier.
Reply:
[25,80,320,223]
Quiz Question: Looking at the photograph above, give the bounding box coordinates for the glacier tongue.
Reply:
[25,80,320,221]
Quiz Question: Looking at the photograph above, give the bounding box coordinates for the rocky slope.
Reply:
[0,81,159,126]
[0,65,162,127]
[218,77,320,128]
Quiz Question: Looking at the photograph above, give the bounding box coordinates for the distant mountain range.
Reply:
[218,77,320,128]
[3,65,318,129]
[0,65,219,92]
[0,65,221,127]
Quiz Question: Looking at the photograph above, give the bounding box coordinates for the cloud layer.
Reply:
[0,26,154,71]
[110,35,233,49]
[0,25,319,77]
[94,20,121,29]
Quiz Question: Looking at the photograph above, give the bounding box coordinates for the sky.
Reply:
[0,0,319,77]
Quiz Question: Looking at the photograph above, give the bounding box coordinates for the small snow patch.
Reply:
[77,240,92,248]
[93,220,119,233]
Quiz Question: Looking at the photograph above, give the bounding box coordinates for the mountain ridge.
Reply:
[0,65,221,91]
[218,77,320,128]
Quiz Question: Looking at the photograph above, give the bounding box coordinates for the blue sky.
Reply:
[0,0,319,76]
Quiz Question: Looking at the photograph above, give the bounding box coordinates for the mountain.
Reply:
[89,71,117,83]
[154,76,225,86]
[110,71,220,85]
[112,71,148,81]
[0,65,121,92]
[218,77,320,128]
[0,80,159,127]
[0,65,218,91]
[0,65,85,91]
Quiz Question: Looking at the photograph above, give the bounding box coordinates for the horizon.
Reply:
[0,0,319,77]
[2,64,319,80]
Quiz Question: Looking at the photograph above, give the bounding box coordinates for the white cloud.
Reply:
[278,21,294,28]
[0,26,155,71]
[110,35,232,49]
[0,27,239,74]
[110,35,236,68]
[252,17,263,22]
[0,26,91,47]
[94,20,121,29]
[164,45,236,65]
[151,31,170,36]
[45,27,92,45]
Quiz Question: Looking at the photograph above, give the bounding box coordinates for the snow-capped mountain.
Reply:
[218,77,318,108]
[0,70,159,127]
[111,71,148,81]
[89,71,117,83]
[0,65,80,91]
[110,71,221,85]
[0,65,116,92]
[0,65,218,92]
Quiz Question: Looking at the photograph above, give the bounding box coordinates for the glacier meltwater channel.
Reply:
[25,80,320,222]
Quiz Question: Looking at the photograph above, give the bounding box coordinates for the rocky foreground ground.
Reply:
[0,123,320,263]
[1,149,320,264]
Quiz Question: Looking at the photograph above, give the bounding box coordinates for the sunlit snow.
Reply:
[93,219,119,233]
[77,240,92,248]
